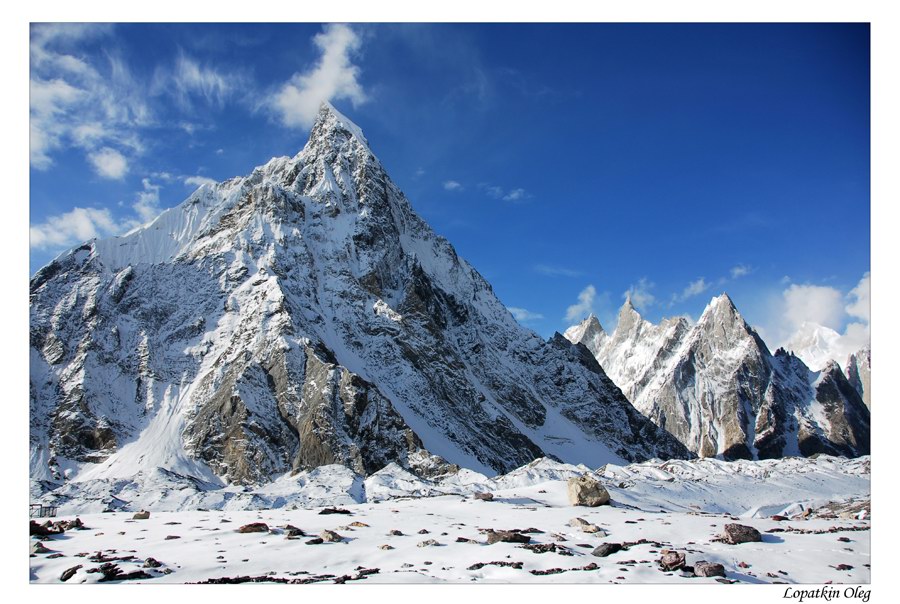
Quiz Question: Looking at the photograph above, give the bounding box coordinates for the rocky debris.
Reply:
[456,537,477,543]
[88,563,153,582]
[286,528,305,539]
[387,529,404,536]
[418,529,430,534]
[530,563,599,576]
[319,507,352,515]
[484,530,531,545]
[191,571,376,585]
[521,542,574,556]
[771,515,789,521]
[722,523,762,544]
[349,521,369,528]
[592,543,623,558]
[89,551,136,563]
[237,522,270,534]
[378,544,394,550]
[468,561,523,571]
[694,561,726,577]
[31,541,52,554]
[143,557,162,568]
[47,553,65,559]
[833,564,854,571]
[474,492,494,501]
[164,535,181,540]
[767,524,869,536]
[658,550,686,571]
[567,475,610,507]
[60,565,82,582]
[305,538,324,545]
[30,520,64,537]
[569,517,606,534]
[132,511,150,520]
[417,539,442,547]
[319,530,343,543]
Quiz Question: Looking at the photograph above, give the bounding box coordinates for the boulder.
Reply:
[31,541,52,554]
[659,550,686,571]
[60,565,82,582]
[237,522,269,534]
[567,475,610,507]
[694,561,726,577]
[485,530,531,545]
[569,517,606,534]
[474,492,494,501]
[417,539,441,547]
[132,511,150,520]
[591,543,623,558]
[320,529,343,542]
[722,523,762,545]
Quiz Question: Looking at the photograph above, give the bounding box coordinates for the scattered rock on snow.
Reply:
[694,561,726,577]
[722,523,762,544]
[569,517,606,534]
[237,523,269,534]
[658,550,686,571]
[567,475,610,507]
[319,507,351,515]
[485,530,531,545]
[60,565,82,582]
[132,511,150,520]
[320,530,343,543]
[417,539,442,547]
[592,543,623,558]
[474,492,494,501]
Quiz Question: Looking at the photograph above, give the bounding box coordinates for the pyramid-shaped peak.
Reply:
[310,101,369,146]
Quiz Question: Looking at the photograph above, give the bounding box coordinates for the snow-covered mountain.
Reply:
[845,347,870,409]
[565,295,870,459]
[30,103,691,492]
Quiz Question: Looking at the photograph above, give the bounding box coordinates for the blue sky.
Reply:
[29,22,870,348]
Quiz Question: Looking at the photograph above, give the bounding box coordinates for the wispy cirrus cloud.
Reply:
[443,180,463,191]
[670,277,710,305]
[480,183,532,202]
[508,307,544,323]
[534,264,582,278]
[624,278,656,312]
[565,285,596,323]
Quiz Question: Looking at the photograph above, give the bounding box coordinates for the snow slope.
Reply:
[29,455,870,585]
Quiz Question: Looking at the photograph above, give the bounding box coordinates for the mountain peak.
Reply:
[310,101,369,148]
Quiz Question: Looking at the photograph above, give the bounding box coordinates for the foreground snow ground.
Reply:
[29,455,870,584]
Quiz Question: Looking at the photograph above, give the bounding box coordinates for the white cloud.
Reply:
[783,283,844,332]
[845,272,870,323]
[508,307,544,322]
[624,278,656,311]
[761,274,871,369]
[481,183,530,201]
[443,180,462,191]
[672,277,710,303]
[534,264,582,278]
[30,207,121,249]
[565,285,596,323]
[730,264,751,279]
[503,188,528,201]
[272,24,366,128]
[30,24,150,171]
[88,147,128,180]
[130,178,161,223]
[170,54,236,109]
[184,175,217,188]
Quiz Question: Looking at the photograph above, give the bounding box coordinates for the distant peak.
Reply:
[619,295,639,317]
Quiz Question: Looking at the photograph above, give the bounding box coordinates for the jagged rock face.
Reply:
[30,103,690,487]
[566,295,870,460]
[845,348,870,409]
